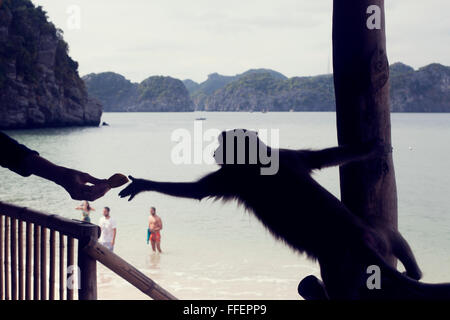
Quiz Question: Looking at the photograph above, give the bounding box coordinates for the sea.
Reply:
[1,112,450,299]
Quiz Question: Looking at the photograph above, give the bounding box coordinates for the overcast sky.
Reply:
[32,0,450,83]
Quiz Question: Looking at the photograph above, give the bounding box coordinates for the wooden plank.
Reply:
[67,237,75,300]
[18,220,24,300]
[10,218,17,300]
[25,222,32,300]
[49,230,56,300]
[84,241,177,300]
[33,224,40,300]
[41,227,47,300]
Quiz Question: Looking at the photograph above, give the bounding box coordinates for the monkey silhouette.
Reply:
[119,129,450,299]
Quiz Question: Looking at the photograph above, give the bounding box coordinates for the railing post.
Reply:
[77,225,99,300]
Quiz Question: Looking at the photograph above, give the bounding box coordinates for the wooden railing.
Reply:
[0,202,176,300]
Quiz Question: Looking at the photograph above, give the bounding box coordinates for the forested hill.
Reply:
[0,0,102,129]
[82,72,194,112]
[84,63,449,112]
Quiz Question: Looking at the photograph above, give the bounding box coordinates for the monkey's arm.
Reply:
[303,142,389,170]
[119,172,225,201]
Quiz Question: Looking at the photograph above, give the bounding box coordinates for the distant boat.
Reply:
[195,117,207,121]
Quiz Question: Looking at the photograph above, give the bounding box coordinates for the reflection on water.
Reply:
[148,252,162,269]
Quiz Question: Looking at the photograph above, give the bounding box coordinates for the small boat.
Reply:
[195,117,207,121]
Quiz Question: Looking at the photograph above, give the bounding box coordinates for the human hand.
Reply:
[118,175,152,201]
[55,167,111,201]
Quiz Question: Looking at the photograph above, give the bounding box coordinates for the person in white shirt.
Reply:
[98,207,117,251]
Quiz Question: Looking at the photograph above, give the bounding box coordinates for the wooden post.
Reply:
[18,220,24,300]
[33,224,40,300]
[49,230,56,300]
[4,217,10,300]
[76,223,99,300]
[77,237,98,300]
[59,233,65,300]
[66,237,75,300]
[10,218,17,300]
[332,1,397,265]
[0,215,3,300]
[40,227,47,300]
[25,222,32,300]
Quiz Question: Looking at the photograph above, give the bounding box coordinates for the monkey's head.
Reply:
[213,129,273,171]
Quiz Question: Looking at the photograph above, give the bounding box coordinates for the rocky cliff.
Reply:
[83,73,194,112]
[0,0,102,129]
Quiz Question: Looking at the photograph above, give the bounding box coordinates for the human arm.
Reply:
[112,228,117,246]
[0,132,111,201]
[24,154,110,201]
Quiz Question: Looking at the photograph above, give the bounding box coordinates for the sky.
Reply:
[32,0,450,83]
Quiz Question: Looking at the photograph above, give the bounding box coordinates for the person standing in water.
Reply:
[75,200,95,222]
[148,207,163,253]
[98,207,117,251]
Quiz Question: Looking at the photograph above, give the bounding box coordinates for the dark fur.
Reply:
[119,129,450,299]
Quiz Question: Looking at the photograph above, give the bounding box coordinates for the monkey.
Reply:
[119,129,450,299]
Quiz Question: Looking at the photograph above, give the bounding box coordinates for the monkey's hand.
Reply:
[118,175,153,201]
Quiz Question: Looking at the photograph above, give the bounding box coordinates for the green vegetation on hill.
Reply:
[194,63,449,112]
[204,72,334,111]
[83,73,194,112]
[389,63,450,112]
[184,69,288,109]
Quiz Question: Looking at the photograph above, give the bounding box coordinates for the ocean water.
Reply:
[1,112,450,299]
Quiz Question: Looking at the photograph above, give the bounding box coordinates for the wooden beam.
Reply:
[332,0,397,265]
[84,241,177,300]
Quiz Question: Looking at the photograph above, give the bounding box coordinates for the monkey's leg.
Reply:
[390,230,422,280]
